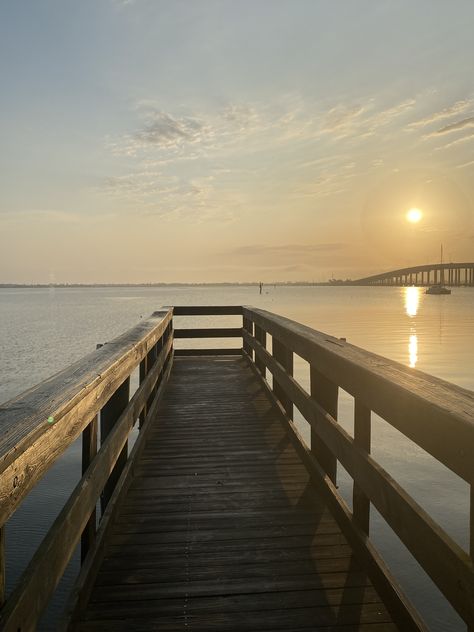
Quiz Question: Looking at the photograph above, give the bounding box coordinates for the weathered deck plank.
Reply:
[71,356,396,631]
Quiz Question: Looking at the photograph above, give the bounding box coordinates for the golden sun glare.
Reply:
[406,207,423,223]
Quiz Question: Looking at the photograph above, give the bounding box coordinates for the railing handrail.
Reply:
[244,306,474,483]
[0,309,174,630]
[0,309,172,526]
[242,305,474,628]
[1,304,472,629]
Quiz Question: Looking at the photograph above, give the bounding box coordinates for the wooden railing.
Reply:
[172,304,243,356]
[242,306,474,631]
[0,309,173,631]
[1,304,473,630]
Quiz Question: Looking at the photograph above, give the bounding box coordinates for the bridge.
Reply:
[352,262,474,286]
[0,307,473,631]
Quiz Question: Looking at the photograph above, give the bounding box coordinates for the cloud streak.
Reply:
[409,99,473,129]
[434,116,474,135]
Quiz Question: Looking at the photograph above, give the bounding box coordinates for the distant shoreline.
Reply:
[0,282,336,288]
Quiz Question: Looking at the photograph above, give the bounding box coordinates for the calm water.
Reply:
[1,285,473,631]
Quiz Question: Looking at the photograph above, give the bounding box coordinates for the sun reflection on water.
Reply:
[405,286,420,317]
[409,334,418,368]
[404,287,421,367]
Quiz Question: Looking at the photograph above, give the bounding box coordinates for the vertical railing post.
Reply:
[471,483,474,632]
[81,413,98,563]
[353,399,371,533]
[100,377,130,514]
[310,366,338,483]
[272,337,293,418]
[80,340,102,562]
[138,353,148,430]
[243,315,254,360]
[254,324,267,377]
[139,315,172,430]
[146,343,158,411]
[153,335,164,396]
[0,527,5,607]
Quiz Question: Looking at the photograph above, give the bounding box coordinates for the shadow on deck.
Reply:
[70,357,395,631]
[2,306,472,631]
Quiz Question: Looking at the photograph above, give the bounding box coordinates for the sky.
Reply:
[1,0,474,283]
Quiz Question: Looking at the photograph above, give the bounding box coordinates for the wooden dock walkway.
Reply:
[73,356,394,631]
[0,306,472,631]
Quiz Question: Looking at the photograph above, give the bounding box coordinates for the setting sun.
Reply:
[406,208,423,223]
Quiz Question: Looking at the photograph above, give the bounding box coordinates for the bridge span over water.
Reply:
[352,262,474,286]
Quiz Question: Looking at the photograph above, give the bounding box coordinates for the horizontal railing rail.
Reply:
[242,306,474,630]
[172,305,244,355]
[174,327,243,338]
[0,309,174,631]
[2,303,472,631]
[172,305,243,315]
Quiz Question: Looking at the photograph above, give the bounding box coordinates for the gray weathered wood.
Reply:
[0,527,4,608]
[244,331,474,625]
[70,356,399,632]
[138,355,148,430]
[244,307,474,483]
[272,337,293,418]
[0,339,173,632]
[2,304,473,631]
[353,399,371,533]
[81,415,98,564]
[242,315,253,359]
[172,306,243,315]
[0,310,172,527]
[244,354,427,632]
[60,356,174,632]
[174,327,243,338]
[311,365,338,483]
[254,324,267,376]
[174,348,242,356]
[100,378,130,513]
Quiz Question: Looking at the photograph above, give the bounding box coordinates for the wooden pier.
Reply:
[0,306,473,631]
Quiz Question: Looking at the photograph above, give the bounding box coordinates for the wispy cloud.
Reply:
[102,92,472,223]
[456,158,474,170]
[434,129,474,151]
[134,112,205,148]
[409,99,473,129]
[322,104,366,133]
[432,116,474,136]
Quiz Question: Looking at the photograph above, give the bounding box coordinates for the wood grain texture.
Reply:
[174,327,242,338]
[243,307,474,482]
[0,310,172,527]
[174,348,242,356]
[0,339,173,632]
[243,352,427,632]
[60,355,174,632]
[244,331,474,625]
[81,415,98,564]
[71,356,396,632]
[172,306,243,315]
[353,399,371,534]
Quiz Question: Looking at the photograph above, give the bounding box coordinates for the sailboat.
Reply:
[426,245,451,295]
